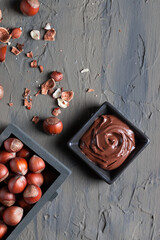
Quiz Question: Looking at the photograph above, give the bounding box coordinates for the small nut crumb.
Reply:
[34,90,40,97]
[30,30,40,40]
[52,107,61,116]
[30,60,38,68]
[44,28,56,41]
[44,23,51,30]
[8,102,13,107]
[87,88,95,92]
[39,65,43,73]
[32,116,40,124]
[57,98,69,108]
[26,51,33,58]
[80,68,89,73]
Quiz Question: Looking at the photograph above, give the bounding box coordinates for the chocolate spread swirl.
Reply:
[80,115,135,170]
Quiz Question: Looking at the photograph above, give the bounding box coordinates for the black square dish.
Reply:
[0,124,71,240]
[68,102,149,184]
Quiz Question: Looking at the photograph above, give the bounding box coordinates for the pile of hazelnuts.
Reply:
[0,137,46,239]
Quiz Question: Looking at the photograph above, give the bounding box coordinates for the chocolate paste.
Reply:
[80,115,135,170]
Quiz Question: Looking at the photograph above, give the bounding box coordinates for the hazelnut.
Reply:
[0,151,16,164]
[4,138,23,153]
[8,175,27,194]
[26,172,44,187]
[50,71,63,82]
[20,0,40,16]
[23,184,42,204]
[17,147,31,158]
[29,155,45,173]
[0,45,7,62]
[3,206,23,226]
[11,28,22,39]
[0,187,16,207]
[43,117,63,135]
[0,164,9,182]
[0,221,7,239]
[10,157,28,175]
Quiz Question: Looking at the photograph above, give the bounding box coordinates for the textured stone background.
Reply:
[0,0,159,239]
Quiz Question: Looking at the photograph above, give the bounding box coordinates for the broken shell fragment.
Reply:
[32,116,40,124]
[87,88,95,92]
[57,98,69,109]
[0,28,11,43]
[11,47,21,56]
[44,23,51,30]
[30,30,40,40]
[52,108,61,117]
[30,60,38,68]
[0,45,7,62]
[61,90,74,102]
[8,102,13,107]
[39,65,43,73]
[0,85,4,99]
[41,79,56,95]
[23,88,31,98]
[0,10,3,22]
[44,28,56,41]
[34,90,40,97]
[16,43,24,52]
[52,88,62,99]
[26,51,33,58]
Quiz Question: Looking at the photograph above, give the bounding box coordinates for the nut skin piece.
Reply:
[0,187,16,207]
[0,151,16,164]
[0,221,7,239]
[43,117,63,135]
[3,206,23,226]
[26,172,44,187]
[23,184,42,204]
[29,155,45,173]
[50,71,63,82]
[11,28,22,39]
[4,138,23,153]
[0,164,9,182]
[0,85,4,100]
[20,0,40,16]
[10,157,28,175]
[17,147,31,158]
[8,175,27,194]
[0,45,7,62]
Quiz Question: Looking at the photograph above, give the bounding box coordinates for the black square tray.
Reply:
[68,102,149,184]
[0,123,71,240]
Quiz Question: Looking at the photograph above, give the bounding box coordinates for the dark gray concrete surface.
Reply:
[0,0,158,239]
